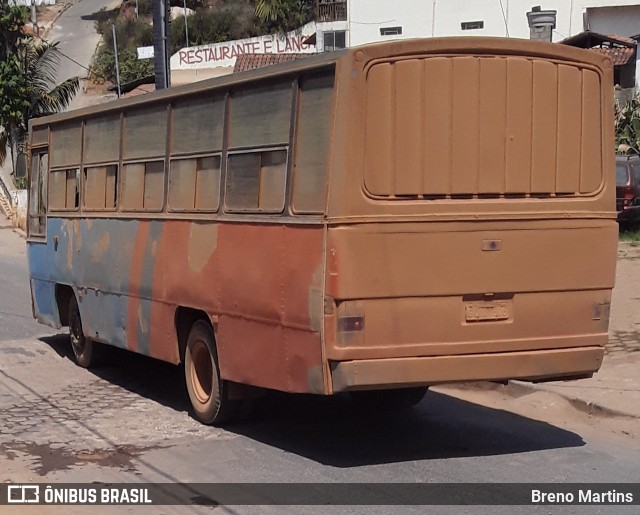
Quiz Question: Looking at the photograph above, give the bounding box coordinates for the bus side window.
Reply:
[229,82,292,148]
[28,151,48,236]
[49,168,80,211]
[84,165,118,210]
[292,73,334,214]
[169,156,221,212]
[121,161,164,211]
[226,150,287,213]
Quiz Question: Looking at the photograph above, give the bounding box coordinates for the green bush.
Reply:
[92,48,154,84]
[616,95,640,154]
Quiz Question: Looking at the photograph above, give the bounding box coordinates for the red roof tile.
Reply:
[123,84,156,98]
[592,46,635,66]
[233,53,311,73]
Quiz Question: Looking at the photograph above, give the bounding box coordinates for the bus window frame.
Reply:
[48,166,81,213]
[168,152,222,213]
[82,162,119,212]
[224,146,290,215]
[28,147,49,238]
[119,157,166,213]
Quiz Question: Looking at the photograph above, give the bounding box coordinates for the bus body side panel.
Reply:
[28,217,140,351]
[28,217,326,394]
[156,221,326,394]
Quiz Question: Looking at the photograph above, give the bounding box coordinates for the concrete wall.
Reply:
[11,190,27,232]
[585,5,640,35]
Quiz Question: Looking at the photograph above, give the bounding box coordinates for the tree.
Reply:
[0,42,80,168]
[255,0,315,33]
[255,0,285,21]
[0,0,27,60]
[616,95,640,154]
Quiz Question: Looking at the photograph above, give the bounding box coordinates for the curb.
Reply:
[12,227,27,239]
[507,380,639,420]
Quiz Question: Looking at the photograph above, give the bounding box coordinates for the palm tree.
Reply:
[255,0,284,22]
[0,41,80,168]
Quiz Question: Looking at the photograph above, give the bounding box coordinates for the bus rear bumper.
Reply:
[329,346,604,392]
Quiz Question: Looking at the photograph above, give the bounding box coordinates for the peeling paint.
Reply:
[187,222,217,274]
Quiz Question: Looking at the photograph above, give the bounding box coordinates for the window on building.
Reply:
[380,27,403,36]
[323,31,346,52]
[461,21,484,30]
[225,150,287,213]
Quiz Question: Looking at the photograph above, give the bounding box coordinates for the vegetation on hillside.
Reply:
[91,0,315,85]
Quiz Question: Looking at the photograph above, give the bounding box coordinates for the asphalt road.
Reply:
[47,0,120,110]
[0,217,639,514]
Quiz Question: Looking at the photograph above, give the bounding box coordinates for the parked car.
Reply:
[616,154,640,223]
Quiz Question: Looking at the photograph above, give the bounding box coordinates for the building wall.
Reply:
[316,0,640,46]
[348,0,433,46]
[585,5,640,36]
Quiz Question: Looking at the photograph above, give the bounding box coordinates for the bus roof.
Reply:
[30,36,608,129]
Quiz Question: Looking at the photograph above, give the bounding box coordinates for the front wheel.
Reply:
[68,295,101,368]
[184,320,239,425]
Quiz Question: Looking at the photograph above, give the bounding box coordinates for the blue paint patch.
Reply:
[30,278,60,328]
[136,221,163,356]
[28,217,140,345]
[78,290,128,349]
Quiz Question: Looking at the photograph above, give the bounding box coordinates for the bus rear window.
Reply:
[364,56,603,199]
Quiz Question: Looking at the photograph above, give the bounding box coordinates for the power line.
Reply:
[35,33,105,80]
[498,0,509,37]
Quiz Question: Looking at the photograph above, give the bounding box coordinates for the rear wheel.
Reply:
[68,295,101,368]
[184,320,239,425]
[350,387,428,410]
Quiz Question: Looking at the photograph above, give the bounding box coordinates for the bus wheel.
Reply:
[68,296,100,368]
[184,320,238,425]
[350,387,428,410]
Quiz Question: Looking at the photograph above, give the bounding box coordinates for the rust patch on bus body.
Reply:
[187,222,218,273]
[146,221,326,392]
[126,221,152,353]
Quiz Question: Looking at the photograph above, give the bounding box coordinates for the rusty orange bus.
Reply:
[27,38,617,425]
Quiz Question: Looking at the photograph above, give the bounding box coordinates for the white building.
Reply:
[316,0,640,50]
[316,0,640,91]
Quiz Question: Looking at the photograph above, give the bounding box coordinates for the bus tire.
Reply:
[349,387,428,409]
[68,295,101,368]
[184,320,238,425]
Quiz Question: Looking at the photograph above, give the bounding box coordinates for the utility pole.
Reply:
[152,0,171,90]
[112,24,121,98]
[31,0,37,36]
[183,0,189,48]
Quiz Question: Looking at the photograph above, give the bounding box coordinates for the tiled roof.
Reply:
[592,46,636,66]
[562,30,636,48]
[123,84,156,98]
[233,53,310,73]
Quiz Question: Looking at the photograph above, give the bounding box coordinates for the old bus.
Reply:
[27,38,617,425]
